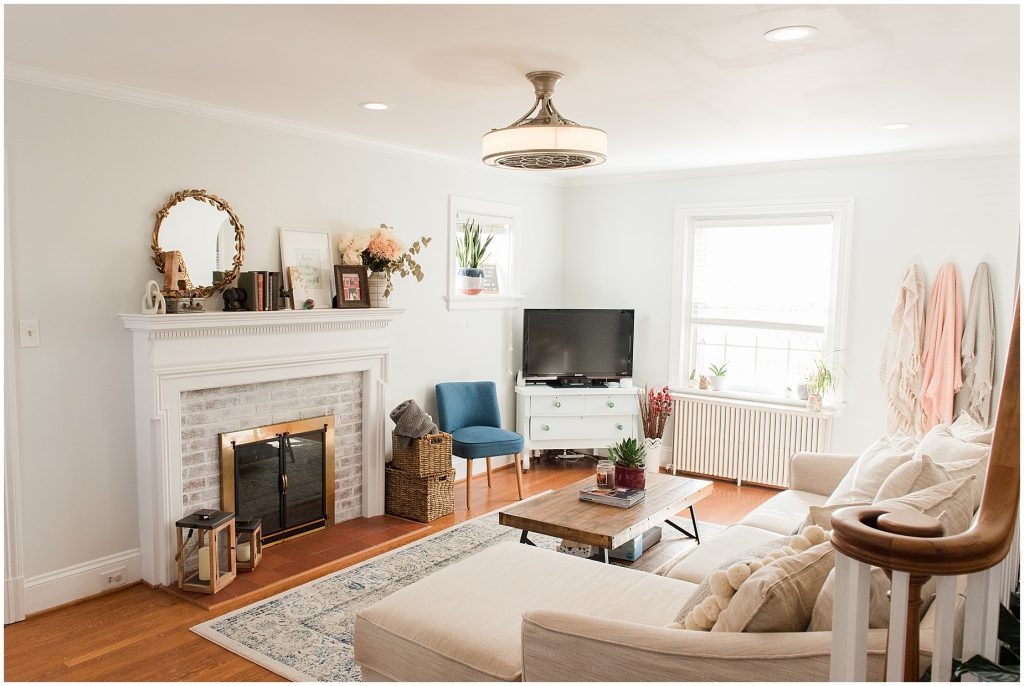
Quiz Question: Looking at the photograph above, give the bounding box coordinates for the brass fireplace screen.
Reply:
[219,416,335,545]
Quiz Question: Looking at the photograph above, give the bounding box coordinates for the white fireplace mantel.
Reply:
[121,309,403,586]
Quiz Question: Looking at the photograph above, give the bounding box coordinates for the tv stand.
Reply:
[547,377,608,389]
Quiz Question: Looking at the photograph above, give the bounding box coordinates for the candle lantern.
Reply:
[235,516,263,572]
[175,509,236,594]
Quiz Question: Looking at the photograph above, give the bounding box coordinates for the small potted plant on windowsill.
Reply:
[608,437,647,490]
[805,355,836,412]
[707,362,729,391]
[456,218,493,296]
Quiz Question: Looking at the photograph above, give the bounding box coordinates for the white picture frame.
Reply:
[279,228,335,309]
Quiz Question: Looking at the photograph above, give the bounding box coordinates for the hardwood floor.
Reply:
[4,457,777,682]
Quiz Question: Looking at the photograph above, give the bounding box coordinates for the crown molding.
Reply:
[564,144,1019,188]
[4,63,564,187]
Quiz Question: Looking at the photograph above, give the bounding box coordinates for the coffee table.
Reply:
[498,471,714,563]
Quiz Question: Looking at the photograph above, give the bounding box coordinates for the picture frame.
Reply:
[334,265,370,308]
[479,264,500,294]
[279,228,334,309]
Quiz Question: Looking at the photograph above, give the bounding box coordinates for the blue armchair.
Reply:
[435,381,524,508]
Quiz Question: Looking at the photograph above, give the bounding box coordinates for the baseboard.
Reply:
[24,548,142,615]
[5,575,25,624]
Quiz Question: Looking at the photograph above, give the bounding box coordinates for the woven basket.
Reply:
[385,467,455,523]
[391,432,452,477]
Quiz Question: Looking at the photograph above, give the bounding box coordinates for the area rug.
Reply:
[192,509,723,682]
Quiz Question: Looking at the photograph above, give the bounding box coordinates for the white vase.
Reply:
[709,375,726,391]
[368,272,389,308]
[643,437,663,474]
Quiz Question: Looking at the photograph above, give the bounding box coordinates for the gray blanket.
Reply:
[390,399,439,448]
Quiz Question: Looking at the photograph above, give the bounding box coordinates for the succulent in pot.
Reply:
[608,437,647,490]
[456,219,493,296]
[707,362,729,391]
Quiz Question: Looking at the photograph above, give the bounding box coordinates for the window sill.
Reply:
[446,294,524,311]
[668,387,844,416]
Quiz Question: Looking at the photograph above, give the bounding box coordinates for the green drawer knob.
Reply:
[554,401,562,408]
[607,401,615,408]
[542,424,550,431]
[616,423,624,430]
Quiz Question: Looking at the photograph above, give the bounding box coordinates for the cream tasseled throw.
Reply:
[956,262,996,426]
[880,264,926,436]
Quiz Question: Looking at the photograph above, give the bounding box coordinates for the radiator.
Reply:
[670,395,833,489]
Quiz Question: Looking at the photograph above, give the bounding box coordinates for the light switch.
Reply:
[19,319,40,347]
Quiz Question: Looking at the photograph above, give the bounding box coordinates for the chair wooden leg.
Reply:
[486,457,493,488]
[514,452,524,500]
[465,458,473,510]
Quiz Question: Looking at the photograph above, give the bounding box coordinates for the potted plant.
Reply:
[455,219,493,295]
[639,386,672,474]
[339,225,431,307]
[687,368,698,389]
[608,437,647,490]
[805,355,836,412]
[707,362,729,391]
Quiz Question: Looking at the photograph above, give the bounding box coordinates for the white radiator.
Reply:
[670,394,833,489]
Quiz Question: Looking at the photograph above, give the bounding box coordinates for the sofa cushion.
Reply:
[804,501,873,531]
[660,525,783,584]
[825,436,916,506]
[712,541,835,632]
[874,476,976,536]
[354,541,697,682]
[914,424,990,465]
[450,426,524,459]
[737,489,828,535]
[874,454,951,502]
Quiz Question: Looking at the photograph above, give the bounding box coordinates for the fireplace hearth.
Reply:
[220,416,335,545]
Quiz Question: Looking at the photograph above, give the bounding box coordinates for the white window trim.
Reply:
[669,198,854,404]
[446,195,524,311]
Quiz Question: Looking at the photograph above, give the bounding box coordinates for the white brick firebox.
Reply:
[121,309,401,587]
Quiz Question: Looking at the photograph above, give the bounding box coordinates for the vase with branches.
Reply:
[805,354,837,412]
[639,386,672,475]
[456,219,493,295]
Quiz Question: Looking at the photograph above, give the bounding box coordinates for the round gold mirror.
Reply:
[151,189,245,296]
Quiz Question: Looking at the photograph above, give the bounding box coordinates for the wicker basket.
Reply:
[391,432,452,477]
[385,467,455,523]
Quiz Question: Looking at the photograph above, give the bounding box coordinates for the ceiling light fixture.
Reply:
[360,102,390,111]
[482,71,607,170]
[763,25,818,43]
[881,122,912,130]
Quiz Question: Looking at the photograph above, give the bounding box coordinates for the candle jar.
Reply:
[235,516,263,573]
[596,460,615,488]
[174,510,236,594]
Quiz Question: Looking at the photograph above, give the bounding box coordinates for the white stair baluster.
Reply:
[887,570,910,680]
[831,551,872,681]
[930,575,959,682]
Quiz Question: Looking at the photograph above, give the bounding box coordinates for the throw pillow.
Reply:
[825,436,916,506]
[711,540,835,632]
[874,476,976,536]
[950,413,995,445]
[672,526,828,631]
[874,454,951,501]
[915,424,990,465]
[808,561,940,631]
[940,456,988,511]
[804,501,873,532]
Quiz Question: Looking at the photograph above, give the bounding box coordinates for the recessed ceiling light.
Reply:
[881,122,912,130]
[763,25,818,43]
[360,102,390,111]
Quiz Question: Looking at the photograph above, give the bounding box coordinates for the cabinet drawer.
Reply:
[531,415,635,440]
[530,395,584,414]
[583,394,639,414]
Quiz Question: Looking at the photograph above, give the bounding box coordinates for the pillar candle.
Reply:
[236,541,251,563]
[198,546,211,581]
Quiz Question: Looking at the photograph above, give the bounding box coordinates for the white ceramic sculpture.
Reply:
[141,280,166,315]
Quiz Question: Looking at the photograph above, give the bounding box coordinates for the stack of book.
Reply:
[579,485,646,508]
[236,271,284,311]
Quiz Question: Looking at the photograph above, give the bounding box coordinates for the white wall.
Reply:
[4,81,563,588]
[562,154,1019,454]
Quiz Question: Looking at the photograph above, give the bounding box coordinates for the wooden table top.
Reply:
[498,471,714,550]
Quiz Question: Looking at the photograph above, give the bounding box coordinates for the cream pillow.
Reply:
[941,457,988,511]
[874,476,976,535]
[803,501,873,532]
[825,436,916,506]
[915,424,990,465]
[711,541,835,633]
[808,561,940,631]
[950,413,995,445]
[874,454,951,501]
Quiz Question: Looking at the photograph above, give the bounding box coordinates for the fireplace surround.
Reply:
[122,309,401,586]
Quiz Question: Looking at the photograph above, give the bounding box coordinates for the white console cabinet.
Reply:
[515,385,641,467]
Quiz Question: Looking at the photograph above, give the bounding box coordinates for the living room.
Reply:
[3,3,1020,683]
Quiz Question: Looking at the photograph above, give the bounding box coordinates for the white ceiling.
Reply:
[5,4,1020,176]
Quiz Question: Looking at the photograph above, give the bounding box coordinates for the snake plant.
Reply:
[456,219,494,269]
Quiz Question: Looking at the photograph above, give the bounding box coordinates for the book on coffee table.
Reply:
[579,485,646,508]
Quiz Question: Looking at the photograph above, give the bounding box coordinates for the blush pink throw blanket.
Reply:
[920,263,964,431]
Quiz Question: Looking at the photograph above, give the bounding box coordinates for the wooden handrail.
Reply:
[831,298,1020,576]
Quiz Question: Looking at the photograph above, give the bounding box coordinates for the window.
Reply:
[447,196,523,310]
[671,201,851,402]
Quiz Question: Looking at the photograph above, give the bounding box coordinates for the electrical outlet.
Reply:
[99,566,127,588]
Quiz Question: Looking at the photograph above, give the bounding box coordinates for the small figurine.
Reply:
[223,287,246,312]
[303,298,316,310]
[141,280,166,315]
[698,375,711,390]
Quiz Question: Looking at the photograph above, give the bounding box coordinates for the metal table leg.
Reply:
[520,530,536,546]
[665,506,701,544]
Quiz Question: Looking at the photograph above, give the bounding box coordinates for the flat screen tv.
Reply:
[522,309,634,384]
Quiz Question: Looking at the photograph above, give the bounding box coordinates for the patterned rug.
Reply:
[192,508,721,681]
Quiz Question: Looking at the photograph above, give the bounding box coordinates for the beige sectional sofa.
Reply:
[354,449,964,681]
